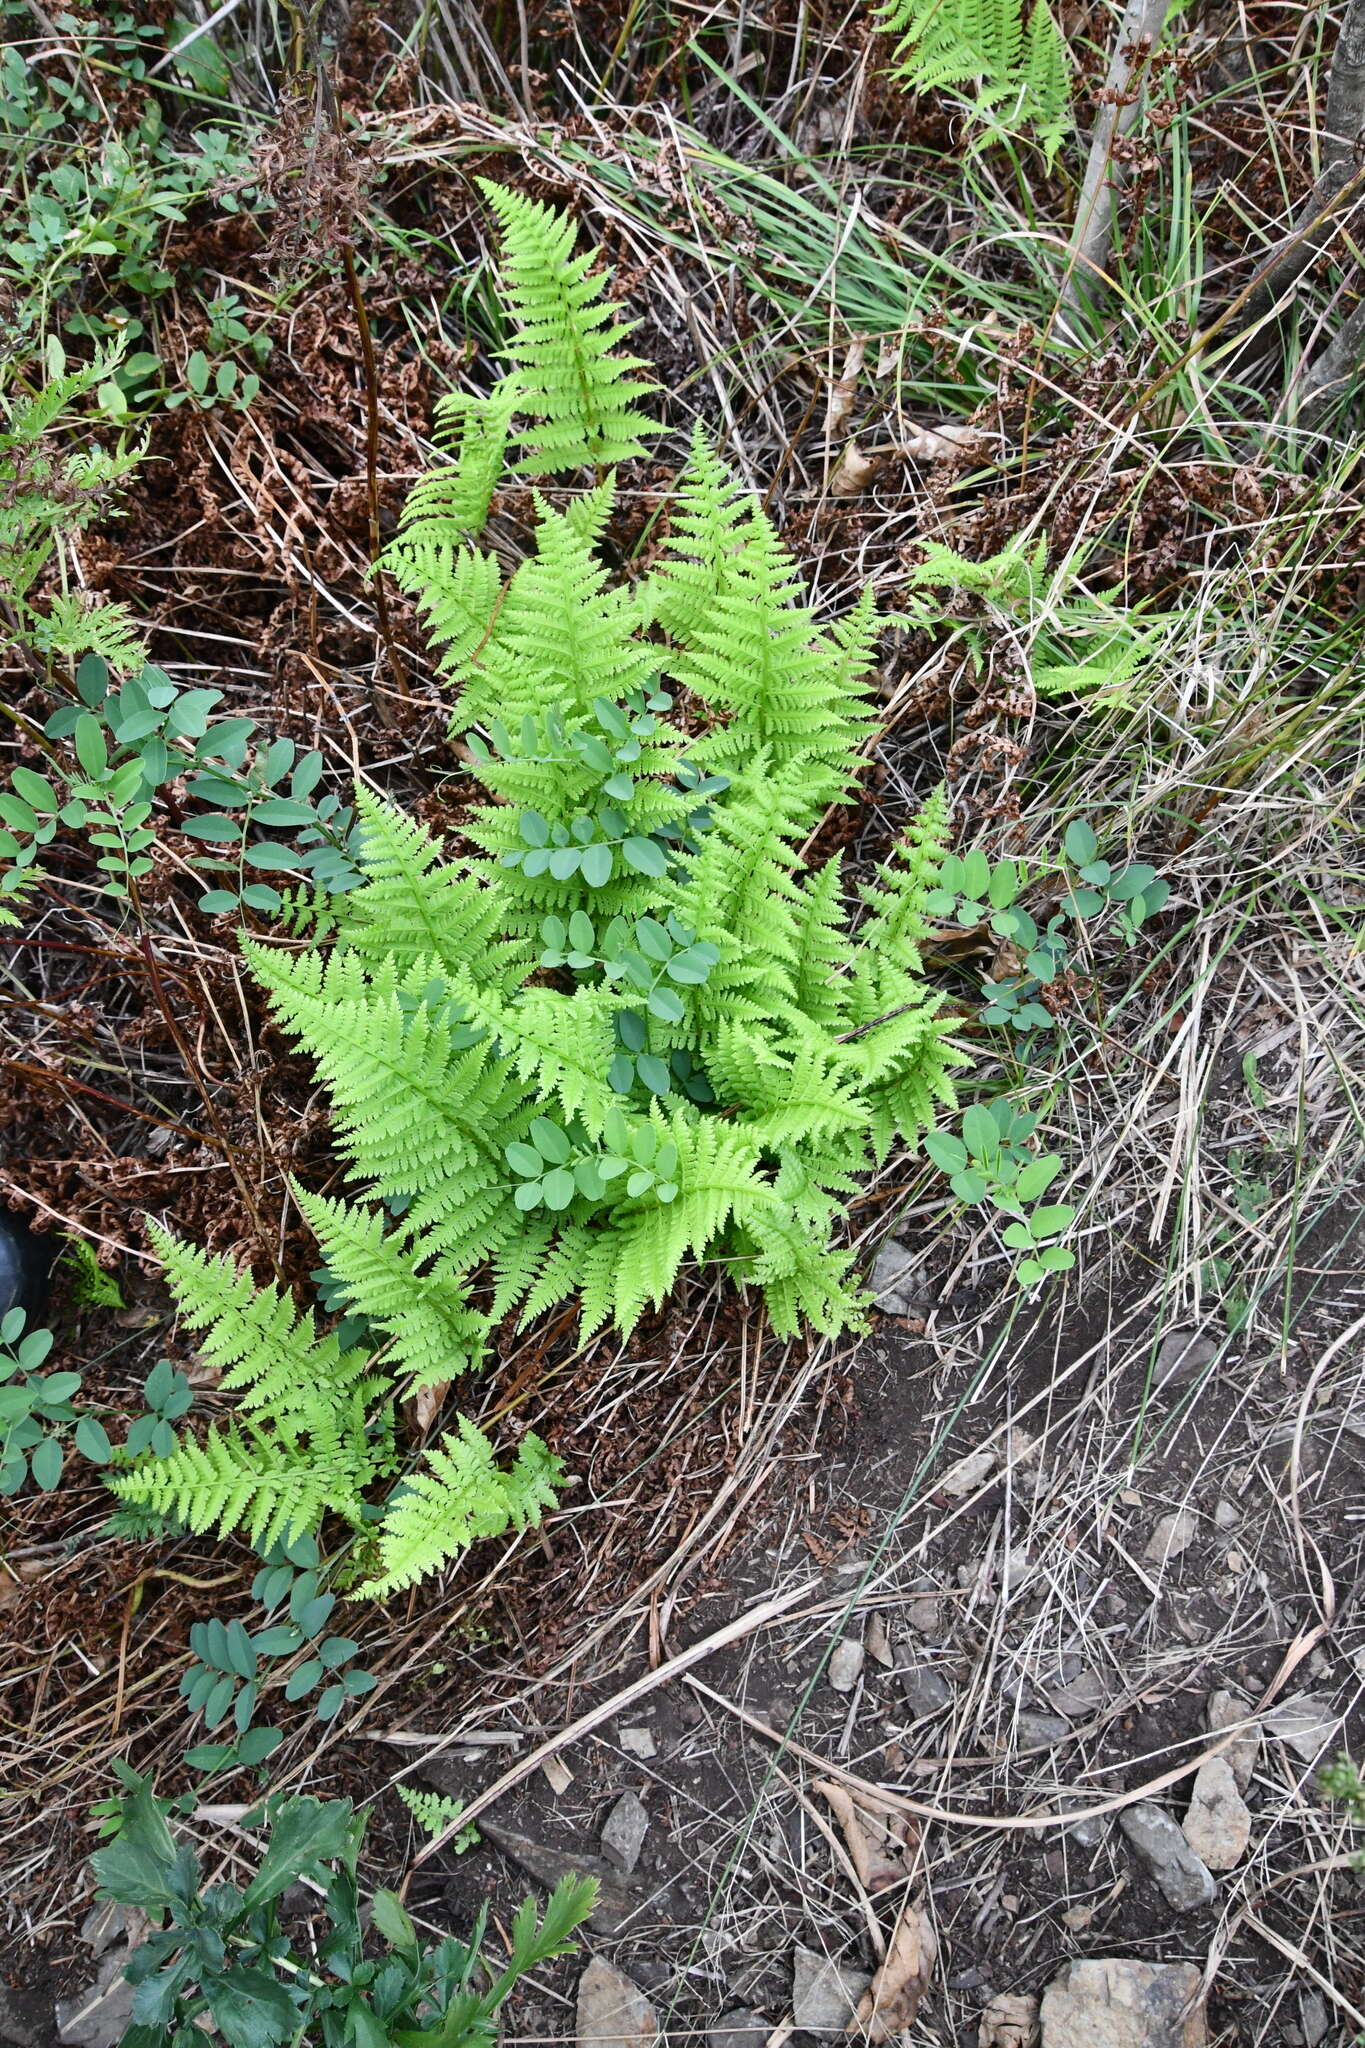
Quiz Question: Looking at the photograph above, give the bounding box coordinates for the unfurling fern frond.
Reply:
[361,1420,563,1597]
[479,180,658,474]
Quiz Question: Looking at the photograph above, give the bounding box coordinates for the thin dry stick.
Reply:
[1221,0,1365,356]
[1065,0,1168,307]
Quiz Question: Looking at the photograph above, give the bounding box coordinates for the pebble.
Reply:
[708,2010,769,2048]
[1015,1711,1070,1749]
[1213,1499,1240,1530]
[1144,1509,1199,1563]
[1046,1671,1107,1721]
[865,1612,894,1668]
[1205,1689,1258,1794]
[906,1593,942,1639]
[897,1656,954,1718]
[1119,1804,1215,1912]
[1300,1991,1329,2047]
[576,1958,656,2048]
[1264,1693,1340,1763]
[55,1954,136,2048]
[791,1946,872,2035]
[829,1637,865,1694]
[1152,1328,1218,1391]
[542,1755,575,1794]
[618,1725,657,1760]
[1040,1958,1207,2048]
[1181,1757,1251,1869]
[978,1991,1040,2048]
[1058,1794,1108,1848]
[601,1790,649,1876]
[871,1240,922,1315]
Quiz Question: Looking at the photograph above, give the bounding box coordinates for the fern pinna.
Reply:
[120,186,964,1597]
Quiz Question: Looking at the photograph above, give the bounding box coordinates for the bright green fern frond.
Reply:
[387,378,520,568]
[244,943,517,1216]
[294,1188,491,1391]
[674,760,813,1027]
[577,1115,774,1336]
[147,1224,379,1429]
[788,857,851,1032]
[342,788,519,986]
[877,0,1069,154]
[384,538,503,688]
[479,181,658,474]
[678,508,875,802]
[360,1417,563,1597]
[108,1423,371,1550]
[854,784,952,975]
[1016,0,1070,159]
[451,973,617,1127]
[454,495,654,734]
[644,424,761,642]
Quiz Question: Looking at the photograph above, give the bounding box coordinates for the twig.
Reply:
[1220,0,1365,358]
[1065,0,1168,308]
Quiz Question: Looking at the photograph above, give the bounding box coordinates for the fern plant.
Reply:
[122,185,1138,1600]
[905,533,1169,699]
[875,0,1071,160]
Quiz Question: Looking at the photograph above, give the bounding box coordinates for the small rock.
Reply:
[906,1594,942,1639]
[709,2009,769,2048]
[1040,1958,1206,2048]
[542,1755,575,1795]
[1152,1329,1218,1391]
[897,1656,953,1718]
[865,1613,893,1668]
[1046,1672,1108,1721]
[1181,1757,1251,1869]
[979,1991,1040,2048]
[791,1947,872,2035]
[1213,1499,1240,1530]
[1015,1711,1070,1750]
[1144,1510,1199,1563]
[1119,1804,1215,1912]
[829,1637,865,1694]
[55,1954,136,2048]
[1206,1689,1258,1793]
[479,1819,639,1935]
[78,1899,144,1960]
[618,1725,657,1760]
[0,1981,58,2048]
[1057,1794,1108,1848]
[601,1790,649,1875]
[1300,1990,1329,2047]
[871,1240,922,1315]
[939,1446,997,1498]
[577,1958,656,2048]
[1264,1693,1340,1763]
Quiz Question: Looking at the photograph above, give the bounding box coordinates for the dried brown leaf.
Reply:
[829,443,879,496]
[850,1895,936,2040]
[815,1780,919,1892]
[823,338,867,436]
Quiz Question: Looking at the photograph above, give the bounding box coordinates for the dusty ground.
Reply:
[364,1194,1365,2047]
